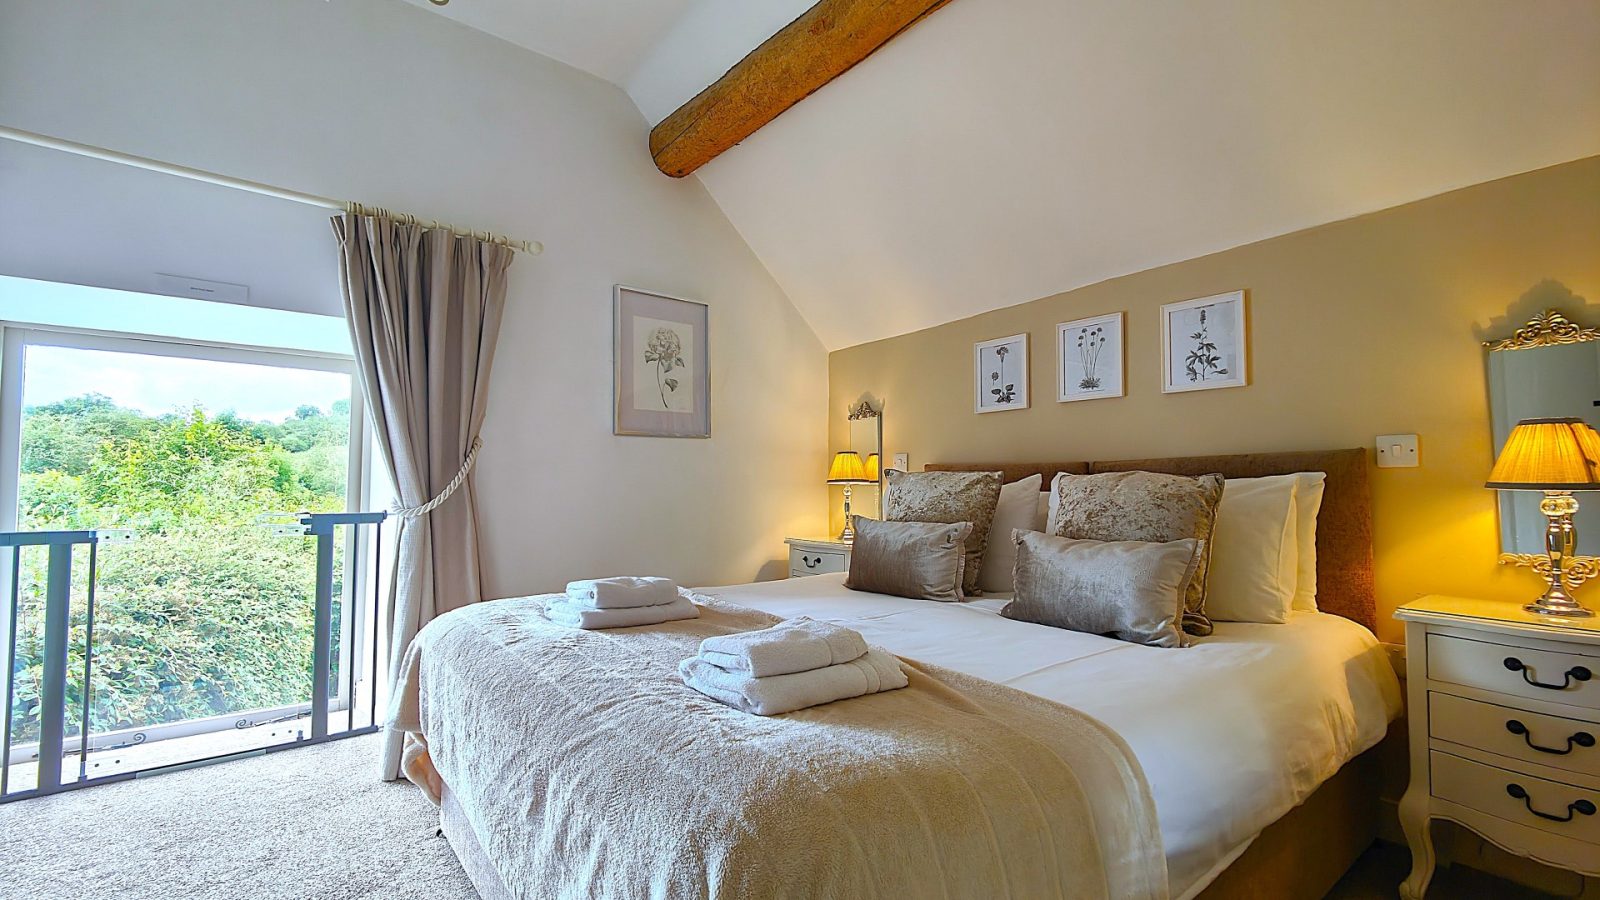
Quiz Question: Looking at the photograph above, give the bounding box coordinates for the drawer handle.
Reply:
[1505,719,1597,755]
[803,555,819,568]
[1503,657,1593,690]
[1505,783,1597,823]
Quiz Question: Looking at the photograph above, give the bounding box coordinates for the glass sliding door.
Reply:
[0,328,376,792]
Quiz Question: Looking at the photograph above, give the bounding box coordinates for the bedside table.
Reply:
[784,537,851,578]
[1395,596,1600,900]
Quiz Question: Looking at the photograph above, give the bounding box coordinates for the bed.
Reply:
[403,448,1402,899]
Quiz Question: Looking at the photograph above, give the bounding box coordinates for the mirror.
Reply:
[1485,310,1600,567]
[847,399,883,518]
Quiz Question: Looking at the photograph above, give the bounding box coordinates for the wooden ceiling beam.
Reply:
[649,0,954,178]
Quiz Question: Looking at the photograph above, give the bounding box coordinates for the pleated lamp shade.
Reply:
[1486,418,1600,490]
[827,451,872,484]
[864,453,880,482]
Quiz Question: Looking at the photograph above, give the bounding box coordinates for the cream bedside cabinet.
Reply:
[1395,595,1600,899]
[784,537,851,579]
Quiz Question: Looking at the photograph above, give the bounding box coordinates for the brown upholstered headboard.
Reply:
[926,449,1375,631]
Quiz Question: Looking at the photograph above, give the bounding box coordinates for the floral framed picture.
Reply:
[614,285,710,437]
[974,333,1029,413]
[1161,291,1248,393]
[1057,312,1125,402]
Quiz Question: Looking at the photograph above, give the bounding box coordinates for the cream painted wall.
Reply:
[0,0,828,595]
[831,157,1600,642]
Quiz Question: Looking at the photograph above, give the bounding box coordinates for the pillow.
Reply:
[1289,472,1327,610]
[1035,492,1051,532]
[977,474,1043,593]
[1003,531,1199,648]
[1204,475,1299,623]
[1050,470,1225,636]
[844,517,972,602]
[884,469,1002,596]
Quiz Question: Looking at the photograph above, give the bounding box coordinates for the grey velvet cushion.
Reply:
[1050,471,1224,636]
[884,469,1002,595]
[1002,531,1200,648]
[845,517,972,602]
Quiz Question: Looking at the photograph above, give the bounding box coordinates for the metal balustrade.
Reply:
[0,512,387,802]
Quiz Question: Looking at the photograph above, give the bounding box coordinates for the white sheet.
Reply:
[698,573,1402,900]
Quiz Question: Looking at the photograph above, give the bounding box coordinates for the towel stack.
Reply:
[548,576,699,629]
[679,617,908,716]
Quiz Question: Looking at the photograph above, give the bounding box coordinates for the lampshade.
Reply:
[827,451,872,484]
[864,453,880,482]
[1486,418,1600,490]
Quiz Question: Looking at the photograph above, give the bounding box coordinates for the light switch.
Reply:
[1375,434,1419,468]
[892,452,909,472]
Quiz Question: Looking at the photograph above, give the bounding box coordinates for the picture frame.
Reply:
[613,285,710,437]
[1057,312,1125,402]
[1161,290,1248,393]
[974,333,1029,413]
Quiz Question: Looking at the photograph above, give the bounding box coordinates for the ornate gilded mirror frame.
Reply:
[847,398,884,516]
[1485,309,1600,588]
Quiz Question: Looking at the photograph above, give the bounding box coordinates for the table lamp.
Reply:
[827,451,873,543]
[1487,417,1600,617]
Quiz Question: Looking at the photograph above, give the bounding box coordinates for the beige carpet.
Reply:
[0,734,478,900]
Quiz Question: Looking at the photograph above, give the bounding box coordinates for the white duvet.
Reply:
[699,573,1402,900]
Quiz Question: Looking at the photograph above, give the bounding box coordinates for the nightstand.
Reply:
[784,537,851,578]
[1395,595,1600,899]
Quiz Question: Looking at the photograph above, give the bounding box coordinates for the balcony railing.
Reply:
[0,511,387,802]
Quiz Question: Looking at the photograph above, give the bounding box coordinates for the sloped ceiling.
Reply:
[416,0,1600,350]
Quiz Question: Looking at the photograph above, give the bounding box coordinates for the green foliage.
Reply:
[9,394,350,744]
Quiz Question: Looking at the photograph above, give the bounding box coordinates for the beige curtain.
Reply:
[332,214,512,780]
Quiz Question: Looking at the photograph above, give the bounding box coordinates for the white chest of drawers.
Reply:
[1396,595,1600,899]
[784,537,851,579]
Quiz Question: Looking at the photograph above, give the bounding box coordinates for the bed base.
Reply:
[438,744,1381,900]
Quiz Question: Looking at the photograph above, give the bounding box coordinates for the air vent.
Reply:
[152,273,250,305]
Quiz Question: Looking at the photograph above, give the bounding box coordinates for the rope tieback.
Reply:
[393,436,483,520]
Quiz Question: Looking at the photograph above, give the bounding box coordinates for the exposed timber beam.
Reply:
[649,0,954,178]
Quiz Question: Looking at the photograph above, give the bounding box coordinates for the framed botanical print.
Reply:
[974,333,1029,413]
[1057,312,1125,402]
[1161,290,1248,393]
[613,285,710,437]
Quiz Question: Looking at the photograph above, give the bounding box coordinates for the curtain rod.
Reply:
[0,124,543,255]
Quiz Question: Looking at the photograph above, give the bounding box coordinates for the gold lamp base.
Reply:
[1526,491,1596,618]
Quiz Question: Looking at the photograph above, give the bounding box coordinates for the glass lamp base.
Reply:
[1524,599,1596,618]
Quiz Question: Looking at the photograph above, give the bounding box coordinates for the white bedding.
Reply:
[699,573,1402,900]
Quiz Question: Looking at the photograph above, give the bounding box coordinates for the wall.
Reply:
[830,157,1600,642]
[0,0,828,595]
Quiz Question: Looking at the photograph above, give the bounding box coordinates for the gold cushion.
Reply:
[1004,531,1200,648]
[884,469,1002,595]
[845,517,972,602]
[1050,471,1224,635]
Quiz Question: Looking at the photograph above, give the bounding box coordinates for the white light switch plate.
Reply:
[892,452,909,471]
[1375,434,1419,468]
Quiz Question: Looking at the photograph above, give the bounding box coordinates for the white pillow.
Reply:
[1289,472,1327,610]
[1034,492,1050,532]
[977,474,1043,593]
[1204,474,1300,623]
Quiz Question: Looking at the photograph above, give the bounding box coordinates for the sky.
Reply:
[0,274,355,423]
[24,345,351,423]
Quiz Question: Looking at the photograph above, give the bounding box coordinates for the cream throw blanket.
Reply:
[391,591,1167,900]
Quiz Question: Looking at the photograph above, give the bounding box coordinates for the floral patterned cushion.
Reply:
[884,469,1003,596]
[1049,470,1225,635]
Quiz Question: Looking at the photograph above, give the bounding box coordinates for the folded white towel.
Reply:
[679,647,908,716]
[697,617,869,678]
[547,595,699,630]
[565,576,679,610]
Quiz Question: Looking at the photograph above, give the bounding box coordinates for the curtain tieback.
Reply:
[393,436,483,520]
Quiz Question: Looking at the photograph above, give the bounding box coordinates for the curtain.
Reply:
[332,214,512,779]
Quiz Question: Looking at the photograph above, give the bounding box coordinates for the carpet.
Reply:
[0,734,477,899]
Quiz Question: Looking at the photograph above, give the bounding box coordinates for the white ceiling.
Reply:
[400,0,703,86]
[415,0,1600,350]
